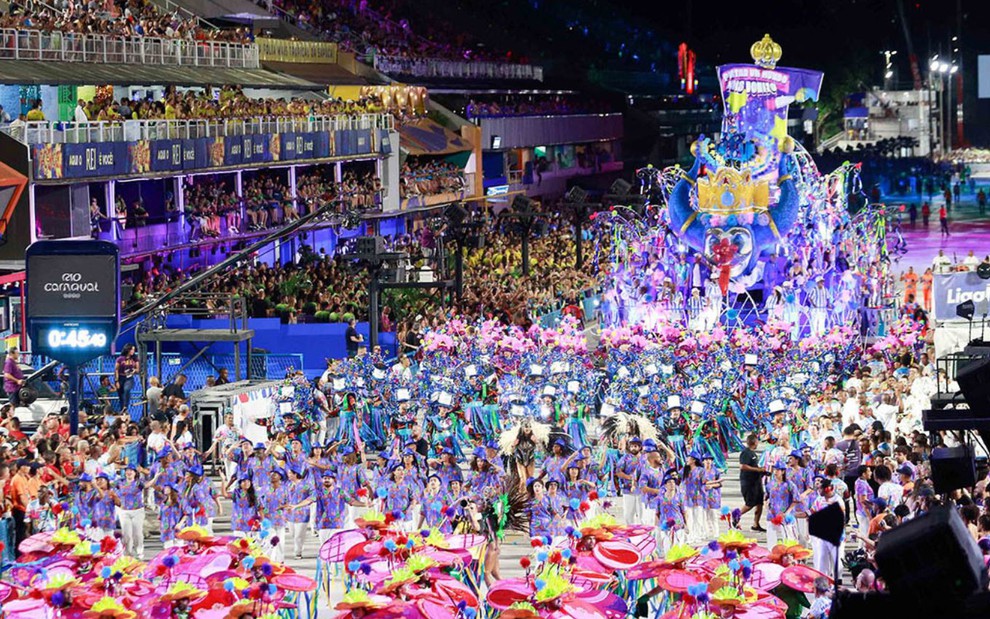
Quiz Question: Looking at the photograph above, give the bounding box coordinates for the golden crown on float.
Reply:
[696,168,771,215]
[750,34,782,70]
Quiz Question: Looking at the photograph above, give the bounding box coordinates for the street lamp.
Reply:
[928,57,954,155]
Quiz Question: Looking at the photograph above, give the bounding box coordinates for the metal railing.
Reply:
[13,113,394,145]
[0,28,259,68]
[255,36,338,63]
[374,55,543,81]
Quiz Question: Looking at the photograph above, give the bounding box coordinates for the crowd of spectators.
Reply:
[463,95,611,119]
[184,179,241,237]
[1,0,251,42]
[399,157,466,200]
[90,164,382,244]
[67,86,388,124]
[268,0,523,64]
[124,211,595,331]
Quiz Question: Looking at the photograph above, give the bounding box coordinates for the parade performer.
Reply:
[766,461,798,547]
[500,418,550,488]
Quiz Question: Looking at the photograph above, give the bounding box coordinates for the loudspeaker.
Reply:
[930,445,976,493]
[808,502,844,547]
[957,300,976,320]
[609,178,632,196]
[957,356,990,411]
[565,186,588,204]
[875,506,985,612]
[356,236,384,255]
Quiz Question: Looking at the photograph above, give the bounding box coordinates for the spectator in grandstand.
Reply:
[464,95,609,118]
[26,99,44,121]
[400,158,465,200]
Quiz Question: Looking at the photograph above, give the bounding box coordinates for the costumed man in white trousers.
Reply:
[617,438,644,525]
[810,479,844,579]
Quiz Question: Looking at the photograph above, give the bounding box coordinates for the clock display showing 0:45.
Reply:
[45,328,109,349]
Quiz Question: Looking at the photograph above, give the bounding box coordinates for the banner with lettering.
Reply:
[181,138,209,171]
[224,135,244,167]
[63,142,126,178]
[29,129,383,181]
[933,272,990,322]
[150,139,184,172]
[241,134,270,165]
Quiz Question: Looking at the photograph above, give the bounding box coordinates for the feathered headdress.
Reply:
[599,412,659,445]
[499,419,551,455]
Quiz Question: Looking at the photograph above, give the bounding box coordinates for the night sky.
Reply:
[612,0,982,84]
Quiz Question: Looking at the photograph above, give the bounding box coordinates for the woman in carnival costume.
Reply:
[701,452,723,540]
[563,387,591,449]
[765,460,798,547]
[500,417,550,489]
[682,450,706,543]
[655,468,687,555]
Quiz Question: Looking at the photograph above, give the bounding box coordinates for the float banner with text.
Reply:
[933,272,990,322]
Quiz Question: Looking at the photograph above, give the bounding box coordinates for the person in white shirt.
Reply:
[841,389,861,429]
[146,420,167,455]
[932,249,952,274]
[74,99,89,123]
[875,465,904,506]
[873,393,900,431]
[145,376,163,417]
[963,250,980,271]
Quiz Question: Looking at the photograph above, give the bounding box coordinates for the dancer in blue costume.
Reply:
[564,394,590,448]
[334,392,359,447]
[664,395,689,467]
[690,401,727,471]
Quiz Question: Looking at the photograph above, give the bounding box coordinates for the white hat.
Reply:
[600,403,616,417]
[395,388,410,402]
[616,366,631,380]
[660,364,674,376]
[744,353,758,366]
[567,380,581,394]
[542,385,557,397]
[768,399,786,413]
[638,385,650,398]
[711,379,723,390]
[437,391,454,407]
[667,395,682,409]
[464,364,478,378]
[690,401,706,415]
[551,361,569,375]
[355,377,366,388]
[530,364,545,377]
[510,405,526,417]
[644,363,658,376]
[694,385,708,397]
[332,378,346,391]
[811,362,821,373]
[372,368,386,380]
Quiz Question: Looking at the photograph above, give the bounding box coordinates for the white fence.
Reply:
[374,55,543,81]
[0,28,260,68]
[9,113,394,145]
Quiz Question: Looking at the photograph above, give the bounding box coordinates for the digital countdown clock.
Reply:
[26,240,120,365]
[45,327,110,350]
